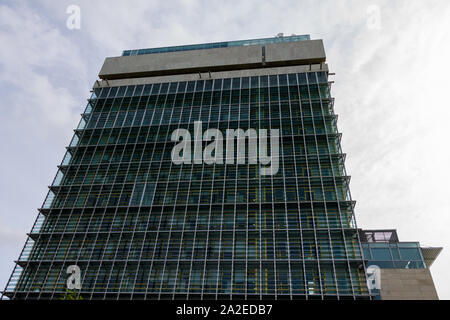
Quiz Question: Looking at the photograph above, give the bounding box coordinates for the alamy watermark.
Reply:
[366,265,381,290]
[66,5,81,30]
[171,121,280,176]
[66,265,81,290]
[366,5,381,30]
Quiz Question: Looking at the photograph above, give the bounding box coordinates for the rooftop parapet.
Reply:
[99,36,325,80]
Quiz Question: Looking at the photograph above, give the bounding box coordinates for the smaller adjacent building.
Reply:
[359,229,442,300]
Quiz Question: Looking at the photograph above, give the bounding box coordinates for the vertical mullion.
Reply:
[200,83,215,299]
[314,73,340,299]
[278,76,293,299]
[287,74,308,298]
[157,82,181,298]
[142,83,172,299]
[115,86,153,299]
[89,86,137,299]
[170,85,191,299]
[214,80,226,299]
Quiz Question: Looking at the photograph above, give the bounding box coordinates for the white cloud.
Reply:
[0,2,86,137]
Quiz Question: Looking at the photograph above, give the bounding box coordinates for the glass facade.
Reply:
[2,71,370,300]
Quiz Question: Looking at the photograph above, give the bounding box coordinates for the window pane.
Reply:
[371,248,391,260]
[400,248,421,260]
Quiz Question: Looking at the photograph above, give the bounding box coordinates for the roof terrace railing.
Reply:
[122,34,310,56]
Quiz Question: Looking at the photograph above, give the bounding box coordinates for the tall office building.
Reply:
[2,35,372,300]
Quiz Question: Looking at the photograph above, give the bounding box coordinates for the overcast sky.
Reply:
[1,0,449,299]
